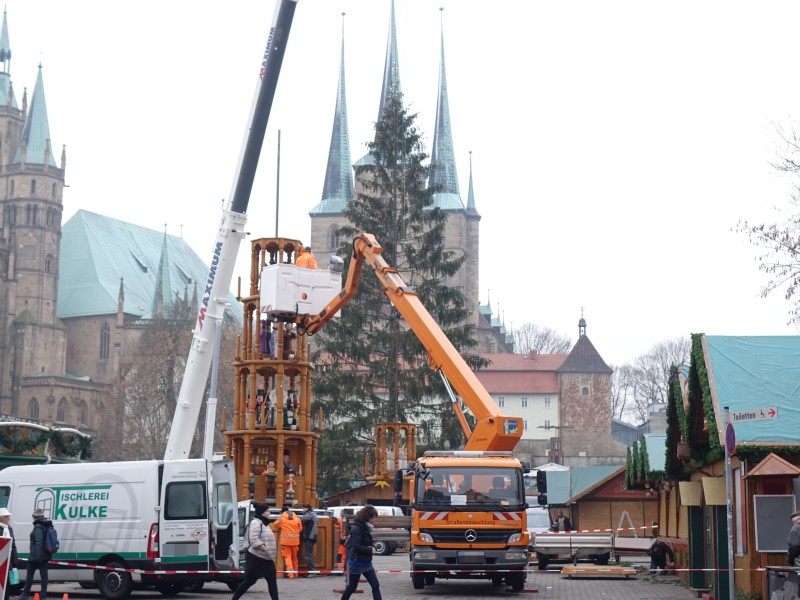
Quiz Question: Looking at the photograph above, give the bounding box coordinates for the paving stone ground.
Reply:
[45,552,700,600]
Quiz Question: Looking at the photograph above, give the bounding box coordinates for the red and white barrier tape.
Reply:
[544,524,658,534]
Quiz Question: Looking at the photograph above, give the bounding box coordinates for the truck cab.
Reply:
[407,451,529,591]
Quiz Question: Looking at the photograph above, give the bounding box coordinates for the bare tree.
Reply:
[736,121,800,324]
[511,323,572,354]
[611,337,690,425]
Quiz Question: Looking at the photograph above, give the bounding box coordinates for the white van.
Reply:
[526,506,552,551]
[328,505,406,555]
[0,459,238,599]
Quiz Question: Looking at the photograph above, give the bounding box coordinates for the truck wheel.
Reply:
[185,578,204,593]
[596,553,610,566]
[97,562,133,600]
[373,540,390,555]
[508,572,525,592]
[411,573,425,589]
[537,555,549,571]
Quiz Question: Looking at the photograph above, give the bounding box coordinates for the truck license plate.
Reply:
[457,550,485,563]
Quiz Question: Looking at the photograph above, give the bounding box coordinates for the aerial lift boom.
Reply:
[295,232,522,451]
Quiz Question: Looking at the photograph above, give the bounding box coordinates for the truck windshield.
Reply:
[415,467,523,507]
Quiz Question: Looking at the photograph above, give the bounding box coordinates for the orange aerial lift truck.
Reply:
[262,232,530,592]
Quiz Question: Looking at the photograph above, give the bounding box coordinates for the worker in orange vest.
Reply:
[296,245,317,269]
[334,516,347,575]
[275,505,302,578]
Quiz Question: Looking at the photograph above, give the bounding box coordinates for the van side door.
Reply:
[208,459,238,569]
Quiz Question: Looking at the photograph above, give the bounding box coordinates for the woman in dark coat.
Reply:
[0,508,20,599]
[340,505,381,600]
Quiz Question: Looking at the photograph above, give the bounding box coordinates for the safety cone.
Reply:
[33,593,39,600]
[63,593,69,600]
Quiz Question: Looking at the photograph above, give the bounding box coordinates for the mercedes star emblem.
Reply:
[465,529,478,542]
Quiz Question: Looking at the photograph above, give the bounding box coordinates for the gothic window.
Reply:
[77,400,88,425]
[51,182,56,197]
[582,387,589,396]
[328,225,340,251]
[57,397,67,422]
[100,323,110,360]
[30,179,36,194]
[45,255,54,273]
[29,398,39,420]
[32,205,37,224]
[10,180,13,195]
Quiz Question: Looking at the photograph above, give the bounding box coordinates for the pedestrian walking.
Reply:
[12,508,52,600]
[300,504,318,576]
[0,508,20,599]
[230,504,278,600]
[274,505,302,578]
[340,505,382,600]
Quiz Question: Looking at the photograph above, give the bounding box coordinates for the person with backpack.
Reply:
[339,505,382,600]
[13,508,54,600]
[230,504,278,600]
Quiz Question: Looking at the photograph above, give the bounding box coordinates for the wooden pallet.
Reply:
[561,564,637,579]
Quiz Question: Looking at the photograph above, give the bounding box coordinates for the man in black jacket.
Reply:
[647,538,675,573]
[13,509,52,600]
[788,511,800,567]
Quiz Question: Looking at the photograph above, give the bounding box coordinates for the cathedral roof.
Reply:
[311,15,354,217]
[11,65,56,167]
[57,210,240,321]
[557,334,612,374]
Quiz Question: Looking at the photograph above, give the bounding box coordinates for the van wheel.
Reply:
[537,555,549,571]
[185,579,204,593]
[411,572,425,589]
[97,562,134,600]
[155,582,184,596]
[373,540,391,555]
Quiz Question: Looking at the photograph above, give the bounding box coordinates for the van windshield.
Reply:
[415,467,523,507]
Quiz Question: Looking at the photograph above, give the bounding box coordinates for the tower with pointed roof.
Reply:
[308,3,509,353]
[0,7,76,419]
[556,316,627,465]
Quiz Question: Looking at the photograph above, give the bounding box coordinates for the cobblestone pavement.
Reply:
[45,553,698,600]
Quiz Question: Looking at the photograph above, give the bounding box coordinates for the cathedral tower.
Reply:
[0,9,69,414]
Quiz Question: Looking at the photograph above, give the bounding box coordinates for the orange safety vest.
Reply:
[276,511,302,546]
[296,251,317,269]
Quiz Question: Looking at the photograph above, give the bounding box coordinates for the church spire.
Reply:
[310,13,353,216]
[429,8,463,211]
[151,229,175,319]
[0,11,16,111]
[12,65,56,167]
[377,0,402,121]
[466,150,479,215]
[0,9,11,70]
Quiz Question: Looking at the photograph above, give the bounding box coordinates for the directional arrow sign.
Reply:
[730,407,778,423]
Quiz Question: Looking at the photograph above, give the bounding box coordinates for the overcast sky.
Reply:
[7,0,800,366]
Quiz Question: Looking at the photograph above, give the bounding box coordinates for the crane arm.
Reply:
[297,232,522,452]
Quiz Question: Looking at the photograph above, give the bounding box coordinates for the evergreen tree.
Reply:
[311,92,486,496]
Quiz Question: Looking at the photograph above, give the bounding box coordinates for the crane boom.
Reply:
[296,232,522,451]
[165,0,298,460]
